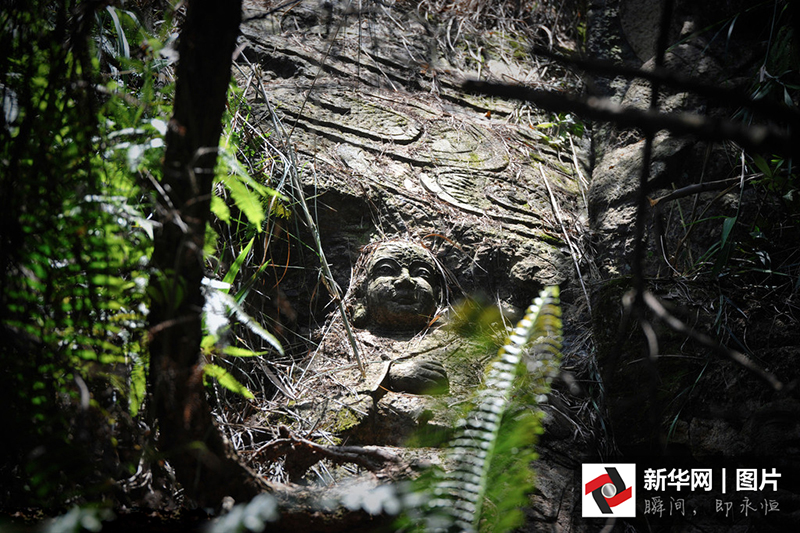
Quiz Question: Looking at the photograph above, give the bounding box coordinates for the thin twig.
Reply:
[648,177,749,207]
[530,46,800,130]
[256,78,366,377]
[568,134,589,210]
[641,291,783,391]
[538,164,591,314]
[254,428,399,472]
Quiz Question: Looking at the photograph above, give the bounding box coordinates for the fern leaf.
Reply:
[430,286,563,533]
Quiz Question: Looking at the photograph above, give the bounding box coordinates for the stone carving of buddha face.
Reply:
[363,241,442,331]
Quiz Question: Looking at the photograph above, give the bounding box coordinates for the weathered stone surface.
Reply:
[238,5,580,306]
[233,1,800,530]
[228,1,800,531]
[588,131,694,277]
[236,2,595,528]
[689,418,749,457]
[386,358,449,395]
[619,0,665,62]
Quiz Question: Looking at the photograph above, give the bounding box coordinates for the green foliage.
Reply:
[743,1,799,114]
[446,295,509,356]
[217,150,279,231]
[751,153,798,206]
[222,237,256,289]
[203,363,256,400]
[734,2,798,210]
[201,279,284,399]
[404,287,563,533]
[535,112,584,148]
[1,0,289,507]
[710,215,737,276]
[199,83,291,399]
[694,150,799,281]
[0,0,174,505]
[689,2,799,281]
[212,84,288,243]
[129,357,148,417]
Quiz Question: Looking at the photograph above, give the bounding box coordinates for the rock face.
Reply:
[228,0,799,531]
[237,1,581,315]
[233,0,595,530]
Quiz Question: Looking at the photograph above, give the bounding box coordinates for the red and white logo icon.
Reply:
[582,463,636,517]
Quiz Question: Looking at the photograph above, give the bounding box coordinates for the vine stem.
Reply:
[256,77,365,378]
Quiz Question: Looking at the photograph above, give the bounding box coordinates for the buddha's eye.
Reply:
[372,260,399,277]
[411,263,435,280]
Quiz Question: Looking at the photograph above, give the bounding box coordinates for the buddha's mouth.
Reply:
[392,290,419,304]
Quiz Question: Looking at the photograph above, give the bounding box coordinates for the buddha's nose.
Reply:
[395,268,414,288]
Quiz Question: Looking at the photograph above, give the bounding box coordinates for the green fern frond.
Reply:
[429,286,563,533]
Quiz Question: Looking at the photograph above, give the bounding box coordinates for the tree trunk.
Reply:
[147,0,262,507]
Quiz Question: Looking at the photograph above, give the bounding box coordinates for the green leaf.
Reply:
[271,202,291,219]
[218,149,272,196]
[205,221,220,258]
[90,274,135,290]
[222,346,270,357]
[201,334,216,349]
[211,194,231,224]
[235,259,273,302]
[784,87,795,108]
[222,237,254,290]
[203,363,255,399]
[752,154,772,178]
[720,216,736,248]
[712,217,737,276]
[220,344,295,399]
[223,176,264,230]
[105,6,131,59]
[129,359,147,417]
[208,288,284,355]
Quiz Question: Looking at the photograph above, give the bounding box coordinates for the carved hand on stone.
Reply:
[387,358,449,395]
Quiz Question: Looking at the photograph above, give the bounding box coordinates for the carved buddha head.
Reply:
[353,241,443,331]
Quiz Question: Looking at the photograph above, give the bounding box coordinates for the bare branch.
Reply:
[462,80,797,159]
[530,46,800,129]
[648,177,749,207]
[255,427,400,481]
